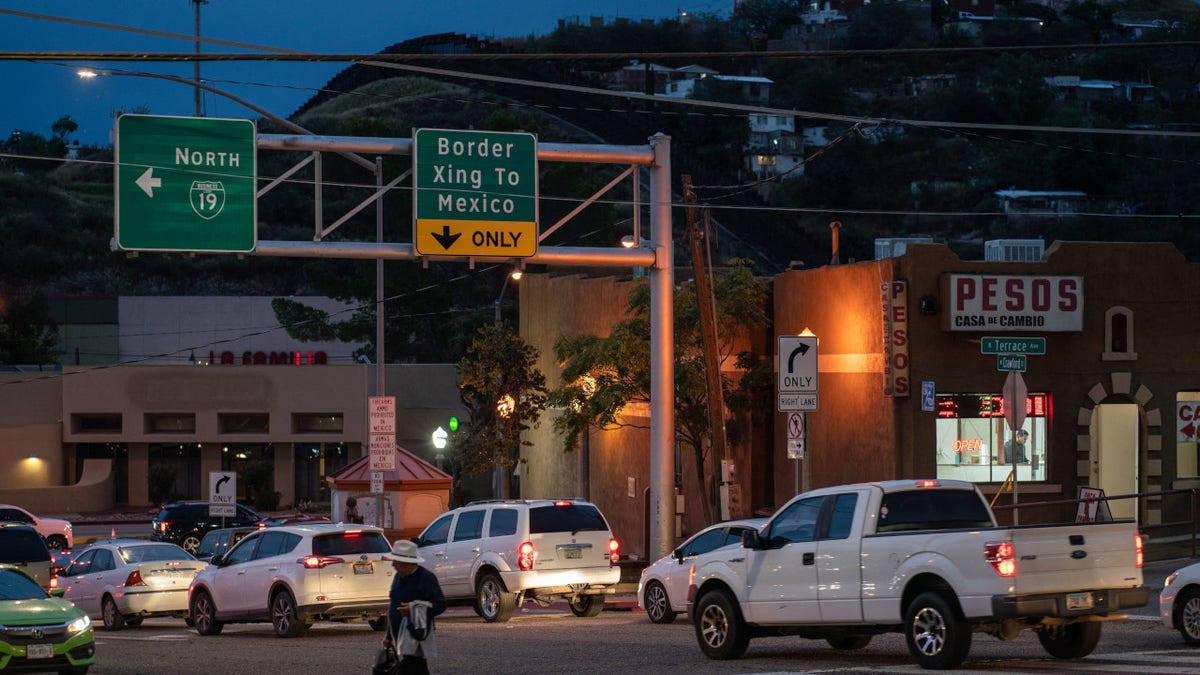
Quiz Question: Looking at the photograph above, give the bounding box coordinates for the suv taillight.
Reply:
[984,540,1016,577]
[1135,533,1144,568]
[156,521,170,533]
[518,542,534,571]
[608,538,620,565]
[299,556,344,569]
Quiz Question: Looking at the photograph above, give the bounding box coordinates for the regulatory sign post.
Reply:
[412,128,538,257]
[115,114,257,253]
[777,334,818,411]
[209,471,236,518]
[368,396,396,471]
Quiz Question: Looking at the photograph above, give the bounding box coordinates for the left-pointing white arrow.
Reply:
[135,167,162,197]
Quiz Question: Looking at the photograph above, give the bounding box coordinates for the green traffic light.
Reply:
[449,416,459,432]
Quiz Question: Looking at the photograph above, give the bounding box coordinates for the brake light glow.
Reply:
[124,569,146,587]
[916,480,940,488]
[1135,533,1144,568]
[49,575,59,591]
[985,540,1016,577]
[518,542,534,571]
[608,538,620,565]
[299,556,344,569]
[553,501,572,507]
[343,530,362,538]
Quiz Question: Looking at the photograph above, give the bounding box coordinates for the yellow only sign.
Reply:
[415,219,537,257]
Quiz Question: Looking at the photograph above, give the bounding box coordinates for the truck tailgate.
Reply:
[1010,522,1142,594]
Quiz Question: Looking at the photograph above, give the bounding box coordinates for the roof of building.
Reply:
[327,445,451,487]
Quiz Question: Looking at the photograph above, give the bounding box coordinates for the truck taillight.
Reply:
[985,540,1016,577]
[518,542,534,571]
[1135,533,1144,568]
[608,538,620,565]
[124,570,146,587]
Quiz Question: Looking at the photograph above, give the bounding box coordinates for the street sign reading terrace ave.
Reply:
[413,128,538,257]
[980,336,1046,355]
[115,114,257,253]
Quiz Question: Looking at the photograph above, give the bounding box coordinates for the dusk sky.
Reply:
[1,1,729,147]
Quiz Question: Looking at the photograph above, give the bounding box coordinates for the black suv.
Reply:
[0,523,54,590]
[152,501,262,555]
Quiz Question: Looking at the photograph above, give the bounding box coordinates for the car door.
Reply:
[743,496,825,625]
[662,527,727,608]
[441,509,486,597]
[416,513,455,591]
[88,548,119,602]
[63,549,99,615]
[240,530,297,615]
[816,492,864,623]
[206,532,262,616]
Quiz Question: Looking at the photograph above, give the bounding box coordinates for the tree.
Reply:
[547,266,768,520]
[0,293,59,366]
[451,323,548,497]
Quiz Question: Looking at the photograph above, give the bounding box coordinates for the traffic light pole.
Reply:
[250,132,676,561]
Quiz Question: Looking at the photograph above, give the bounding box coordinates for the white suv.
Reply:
[414,499,620,623]
[187,523,394,637]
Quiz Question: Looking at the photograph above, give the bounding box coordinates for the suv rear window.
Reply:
[876,489,993,533]
[0,529,51,562]
[528,504,608,534]
[312,531,391,556]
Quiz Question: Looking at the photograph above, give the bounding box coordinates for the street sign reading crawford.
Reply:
[115,114,257,253]
[412,128,538,257]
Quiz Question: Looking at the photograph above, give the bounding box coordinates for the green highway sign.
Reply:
[412,128,538,257]
[981,336,1046,355]
[997,354,1027,372]
[115,114,257,253]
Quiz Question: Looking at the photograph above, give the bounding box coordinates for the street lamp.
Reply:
[494,270,522,323]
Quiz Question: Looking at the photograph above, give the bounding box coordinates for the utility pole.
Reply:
[192,0,207,116]
[684,175,727,524]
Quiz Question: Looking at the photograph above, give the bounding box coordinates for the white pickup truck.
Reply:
[687,479,1148,669]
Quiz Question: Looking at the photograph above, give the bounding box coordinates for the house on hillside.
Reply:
[1045,76,1156,104]
[747,114,804,181]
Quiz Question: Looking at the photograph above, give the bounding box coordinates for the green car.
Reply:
[0,565,95,674]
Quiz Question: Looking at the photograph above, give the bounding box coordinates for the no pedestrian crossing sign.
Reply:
[412,128,538,257]
[115,114,257,253]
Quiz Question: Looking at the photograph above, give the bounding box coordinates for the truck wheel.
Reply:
[694,590,750,660]
[827,635,871,650]
[477,572,516,623]
[569,594,605,618]
[1038,621,1101,658]
[905,591,971,670]
[1174,587,1200,645]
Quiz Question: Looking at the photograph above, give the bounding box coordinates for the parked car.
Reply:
[188,523,393,638]
[0,523,55,591]
[1160,559,1200,644]
[260,514,332,528]
[0,502,73,550]
[195,526,260,563]
[151,501,262,555]
[60,540,204,631]
[0,565,95,673]
[638,518,766,623]
[413,498,621,623]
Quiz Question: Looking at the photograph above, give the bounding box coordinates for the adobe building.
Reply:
[519,241,1200,559]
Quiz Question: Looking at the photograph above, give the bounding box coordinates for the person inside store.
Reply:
[1001,428,1030,464]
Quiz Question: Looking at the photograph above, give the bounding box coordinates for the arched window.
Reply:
[1103,306,1136,361]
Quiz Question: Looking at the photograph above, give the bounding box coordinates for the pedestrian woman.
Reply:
[345,495,364,524]
[382,540,446,675]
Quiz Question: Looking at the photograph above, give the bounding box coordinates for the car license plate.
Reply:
[562,547,582,559]
[353,561,373,575]
[1066,592,1093,610]
[27,644,53,659]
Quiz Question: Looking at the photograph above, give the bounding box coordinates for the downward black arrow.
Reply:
[215,475,231,494]
[787,343,810,373]
[432,225,462,251]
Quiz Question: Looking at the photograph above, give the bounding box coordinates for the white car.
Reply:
[188,523,394,638]
[1160,559,1200,645]
[637,518,765,623]
[60,539,204,630]
[0,503,73,550]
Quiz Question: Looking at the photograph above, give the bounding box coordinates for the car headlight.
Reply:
[1164,572,1179,589]
[67,614,92,634]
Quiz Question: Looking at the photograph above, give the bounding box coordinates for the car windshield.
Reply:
[0,568,46,601]
[119,544,195,564]
[0,530,50,562]
[311,531,391,556]
[528,504,608,534]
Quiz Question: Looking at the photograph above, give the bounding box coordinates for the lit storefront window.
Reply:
[934,392,1050,483]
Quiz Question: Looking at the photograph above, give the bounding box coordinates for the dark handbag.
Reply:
[371,644,399,675]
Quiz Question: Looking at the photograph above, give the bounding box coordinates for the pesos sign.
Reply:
[413,128,538,257]
[115,114,256,253]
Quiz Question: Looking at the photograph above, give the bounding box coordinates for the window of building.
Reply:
[934,392,1050,483]
[144,413,195,434]
[1177,392,1200,478]
[218,413,269,434]
[292,413,343,433]
[71,414,122,433]
[1103,306,1137,361]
